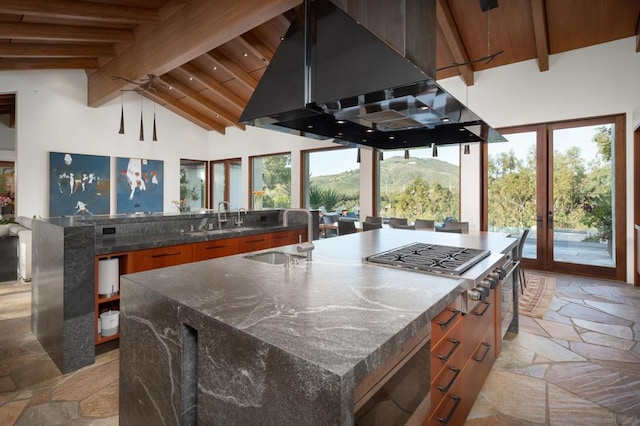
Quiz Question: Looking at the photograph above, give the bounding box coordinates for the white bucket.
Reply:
[98,258,119,297]
[100,310,120,336]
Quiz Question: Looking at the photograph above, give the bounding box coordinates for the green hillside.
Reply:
[310,156,459,195]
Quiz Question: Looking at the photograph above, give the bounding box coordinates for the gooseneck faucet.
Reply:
[236,208,247,226]
[217,201,230,229]
[283,208,315,261]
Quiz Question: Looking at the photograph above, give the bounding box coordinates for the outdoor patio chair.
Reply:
[337,220,357,236]
[388,217,408,228]
[414,219,435,230]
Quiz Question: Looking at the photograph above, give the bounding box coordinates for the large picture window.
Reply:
[250,153,291,209]
[179,159,206,211]
[303,147,360,216]
[378,146,460,222]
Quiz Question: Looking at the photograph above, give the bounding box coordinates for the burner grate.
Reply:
[367,242,491,275]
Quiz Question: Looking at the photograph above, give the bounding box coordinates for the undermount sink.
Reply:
[243,250,307,265]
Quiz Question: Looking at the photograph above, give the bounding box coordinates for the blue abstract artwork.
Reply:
[49,152,110,217]
[116,157,163,213]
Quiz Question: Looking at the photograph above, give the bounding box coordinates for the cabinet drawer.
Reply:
[460,325,496,418]
[131,244,194,273]
[431,343,465,412]
[464,298,495,360]
[237,234,273,253]
[428,389,465,426]
[431,295,463,347]
[271,228,307,247]
[194,238,239,261]
[431,316,463,380]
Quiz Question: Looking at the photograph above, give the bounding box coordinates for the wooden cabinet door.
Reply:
[237,234,273,253]
[130,244,194,273]
[271,228,307,247]
[194,238,239,261]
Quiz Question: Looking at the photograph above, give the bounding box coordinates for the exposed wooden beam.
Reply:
[238,32,274,65]
[159,74,241,129]
[0,58,99,70]
[145,90,226,134]
[531,0,550,71]
[88,0,301,107]
[436,0,474,86]
[0,22,135,43]
[179,62,245,113]
[0,43,114,58]
[208,50,259,91]
[0,0,161,24]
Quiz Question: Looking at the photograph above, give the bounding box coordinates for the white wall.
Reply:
[0,70,210,218]
[442,36,640,282]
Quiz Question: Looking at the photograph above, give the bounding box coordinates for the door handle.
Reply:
[536,216,543,226]
[548,212,554,229]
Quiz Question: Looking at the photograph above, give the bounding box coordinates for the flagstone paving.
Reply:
[0,272,638,425]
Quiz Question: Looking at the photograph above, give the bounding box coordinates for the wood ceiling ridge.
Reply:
[530,0,549,71]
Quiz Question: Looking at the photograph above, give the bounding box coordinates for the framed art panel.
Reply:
[49,152,110,217]
[116,157,163,213]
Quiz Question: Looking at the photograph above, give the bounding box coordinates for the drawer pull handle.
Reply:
[436,366,461,393]
[473,342,492,362]
[436,394,461,424]
[246,238,265,243]
[436,308,460,328]
[150,251,181,258]
[206,245,229,250]
[473,301,491,317]
[436,338,460,362]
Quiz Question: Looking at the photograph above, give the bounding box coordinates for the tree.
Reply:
[395,176,459,222]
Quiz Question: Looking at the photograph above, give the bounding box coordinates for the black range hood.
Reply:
[240,0,504,150]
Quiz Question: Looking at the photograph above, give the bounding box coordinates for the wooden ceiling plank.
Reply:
[0,0,161,24]
[208,50,259,91]
[88,0,300,107]
[531,0,549,72]
[179,62,246,112]
[0,57,99,70]
[0,43,115,58]
[238,32,274,65]
[0,22,134,42]
[436,0,474,86]
[159,74,240,128]
[145,90,226,134]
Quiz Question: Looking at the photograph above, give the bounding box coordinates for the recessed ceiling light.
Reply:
[280,37,284,41]
[243,53,248,57]
[337,132,343,136]
[307,125,313,129]
[365,128,374,133]
[418,105,429,111]
[458,128,465,131]
[362,138,367,142]
[442,117,451,123]
[169,86,173,90]
[189,77,193,81]
[213,66,217,71]
[337,120,346,124]
[389,135,395,140]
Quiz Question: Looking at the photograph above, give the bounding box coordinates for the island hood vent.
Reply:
[240,0,504,150]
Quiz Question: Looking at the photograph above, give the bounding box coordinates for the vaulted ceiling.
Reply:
[0,0,638,133]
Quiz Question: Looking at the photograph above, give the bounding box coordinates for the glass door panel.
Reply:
[229,160,241,210]
[212,162,225,209]
[550,124,615,268]
[487,131,538,262]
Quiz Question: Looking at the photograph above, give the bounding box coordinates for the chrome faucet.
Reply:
[283,208,315,261]
[236,208,247,226]
[217,201,230,229]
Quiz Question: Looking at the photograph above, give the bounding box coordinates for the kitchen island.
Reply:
[119,229,517,425]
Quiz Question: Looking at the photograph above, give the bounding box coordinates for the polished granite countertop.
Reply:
[94,224,301,254]
[121,229,516,383]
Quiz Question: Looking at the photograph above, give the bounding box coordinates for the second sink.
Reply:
[243,250,307,265]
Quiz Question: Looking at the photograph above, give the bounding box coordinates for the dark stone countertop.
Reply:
[121,229,516,382]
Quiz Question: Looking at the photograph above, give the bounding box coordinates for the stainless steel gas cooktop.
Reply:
[366,242,491,276]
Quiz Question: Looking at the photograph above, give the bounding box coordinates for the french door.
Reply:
[485,115,626,281]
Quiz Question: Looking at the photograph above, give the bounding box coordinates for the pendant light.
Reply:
[432,144,438,157]
[464,144,470,155]
[152,101,158,142]
[356,147,361,163]
[118,91,125,134]
[404,149,410,159]
[139,95,144,141]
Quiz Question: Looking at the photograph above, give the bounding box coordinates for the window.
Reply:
[303,147,360,215]
[378,146,460,222]
[250,153,291,209]
[211,159,241,210]
[179,160,206,211]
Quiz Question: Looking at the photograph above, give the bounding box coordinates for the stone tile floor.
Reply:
[0,272,638,425]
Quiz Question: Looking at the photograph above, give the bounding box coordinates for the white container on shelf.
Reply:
[100,310,120,336]
[98,258,119,297]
